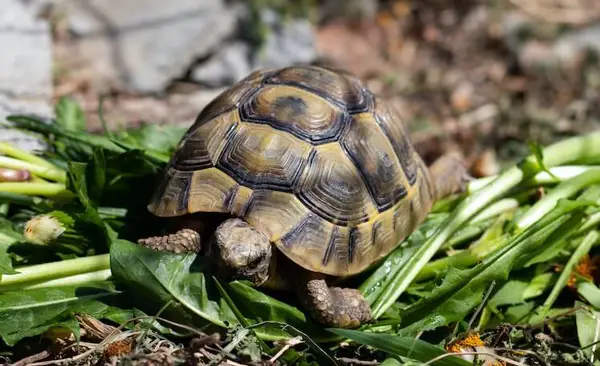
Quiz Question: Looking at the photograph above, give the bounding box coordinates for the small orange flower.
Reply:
[446,333,506,366]
[445,332,485,353]
[568,255,597,289]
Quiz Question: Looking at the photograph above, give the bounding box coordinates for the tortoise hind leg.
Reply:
[295,272,371,328]
[428,152,472,200]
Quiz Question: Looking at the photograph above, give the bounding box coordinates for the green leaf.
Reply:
[522,272,555,299]
[0,281,121,345]
[488,272,554,312]
[55,97,86,132]
[249,321,338,364]
[67,161,109,249]
[118,124,185,154]
[528,141,558,181]
[530,230,599,323]
[7,115,124,154]
[225,281,333,341]
[87,149,106,204]
[578,281,600,309]
[360,213,448,303]
[575,302,600,359]
[380,359,402,366]
[329,329,472,366]
[0,218,23,275]
[488,280,529,311]
[503,302,536,324]
[109,239,234,329]
[399,199,588,335]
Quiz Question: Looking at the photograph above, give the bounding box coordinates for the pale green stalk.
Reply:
[516,169,600,230]
[0,155,66,183]
[469,198,519,224]
[0,254,110,290]
[0,182,70,197]
[20,269,112,290]
[369,131,600,319]
[469,166,600,192]
[579,212,600,234]
[0,142,56,169]
[530,230,599,323]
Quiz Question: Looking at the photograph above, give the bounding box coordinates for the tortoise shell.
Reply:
[148,65,436,276]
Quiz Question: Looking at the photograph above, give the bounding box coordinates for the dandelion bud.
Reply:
[0,168,31,182]
[24,214,67,245]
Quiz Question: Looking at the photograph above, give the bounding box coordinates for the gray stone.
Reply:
[61,0,238,93]
[554,24,600,64]
[0,0,53,99]
[19,0,63,18]
[250,9,317,70]
[0,0,53,152]
[191,42,252,88]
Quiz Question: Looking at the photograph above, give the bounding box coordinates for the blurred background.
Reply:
[2,0,600,177]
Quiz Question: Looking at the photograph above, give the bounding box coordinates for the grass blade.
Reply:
[369,132,600,319]
[329,329,472,366]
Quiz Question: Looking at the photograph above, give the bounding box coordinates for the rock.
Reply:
[191,8,317,87]
[513,24,600,73]
[553,24,600,66]
[19,0,62,18]
[191,42,252,88]
[250,9,317,70]
[0,0,53,152]
[60,0,237,93]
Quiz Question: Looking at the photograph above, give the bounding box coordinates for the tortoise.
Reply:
[138,65,470,328]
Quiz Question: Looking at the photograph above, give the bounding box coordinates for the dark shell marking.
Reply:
[148,65,434,276]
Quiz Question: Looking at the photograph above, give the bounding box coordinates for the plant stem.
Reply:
[0,182,71,197]
[369,131,600,319]
[470,198,519,224]
[530,230,599,323]
[469,166,600,192]
[0,254,110,291]
[21,269,112,290]
[0,142,56,170]
[97,206,128,218]
[0,156,66,183]
[416,234,512,282]
[516,169,600,230]
[579,212,600,234]
[0,191,45,206]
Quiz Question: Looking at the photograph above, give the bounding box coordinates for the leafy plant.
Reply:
[1,98,600,365]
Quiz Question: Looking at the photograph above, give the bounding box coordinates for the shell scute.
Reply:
[148,169,193,217]
[264,65,371,112]
[217,123,313,191]
[294,143,378,226]
[241,84,347,144]
[373,100,418,185]
[341,112,409,211]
